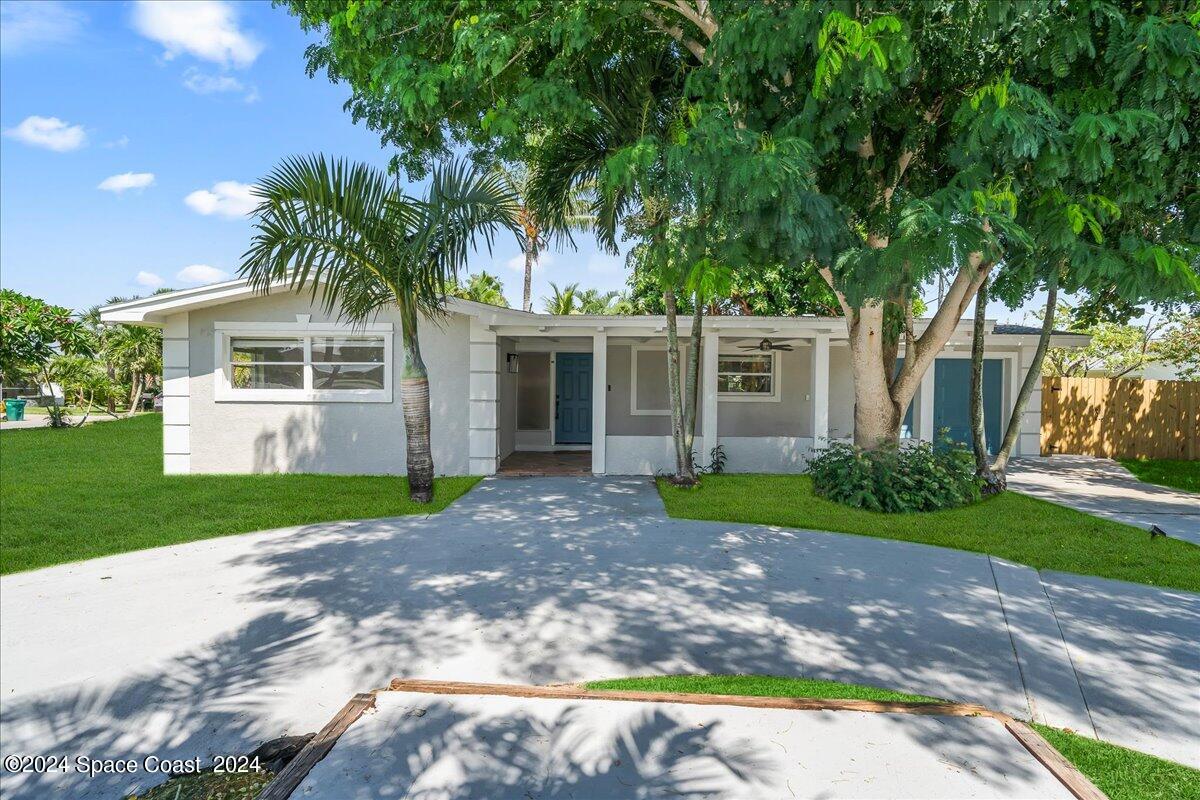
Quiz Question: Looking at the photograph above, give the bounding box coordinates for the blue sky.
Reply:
[1,0,1037,320]
[0,0,625,313]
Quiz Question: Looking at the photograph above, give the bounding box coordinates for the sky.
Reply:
[0,0,1040,321]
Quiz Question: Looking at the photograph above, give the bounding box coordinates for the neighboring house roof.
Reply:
[99,278,1090,346]
[993,323,1071,336]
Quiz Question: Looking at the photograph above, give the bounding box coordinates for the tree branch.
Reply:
[818,265,855,320]
[641,8,708,62]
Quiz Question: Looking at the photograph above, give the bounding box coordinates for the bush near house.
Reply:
[807,439,980,512]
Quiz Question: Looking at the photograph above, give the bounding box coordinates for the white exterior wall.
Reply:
[185,293,470,475]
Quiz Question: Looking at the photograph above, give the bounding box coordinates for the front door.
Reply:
[934,358,1002,453]
[554,353,592,445]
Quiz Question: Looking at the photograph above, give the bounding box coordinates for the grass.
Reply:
[586,673,945,703]
[657,474,1200,592]
[1034,724,1200,800]
[0,414,481,574]
[1120,459,1200,494]
[586,675,1199,800]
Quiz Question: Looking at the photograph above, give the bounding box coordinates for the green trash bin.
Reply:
[4,398,27,422]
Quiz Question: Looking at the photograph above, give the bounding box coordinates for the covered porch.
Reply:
[466,310,849,476]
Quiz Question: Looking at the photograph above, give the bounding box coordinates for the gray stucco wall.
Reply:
[187,292,470,475]
[717,346,813,437]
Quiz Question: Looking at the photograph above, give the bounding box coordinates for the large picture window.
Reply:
[718,353,777,399]
[216,324,392,402]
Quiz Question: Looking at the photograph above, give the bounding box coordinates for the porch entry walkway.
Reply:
[497,450,592,476]
[2,477,1195,798]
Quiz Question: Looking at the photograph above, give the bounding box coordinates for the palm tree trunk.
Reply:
[399,301,435,503]
[106,362,117,414]
[991,267,1060,477]
[663,287,696,484]
[522,239,536,313]
[127,372,142,418]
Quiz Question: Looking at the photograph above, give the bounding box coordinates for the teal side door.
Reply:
[555,353,593,445]
[934,359,1002,452]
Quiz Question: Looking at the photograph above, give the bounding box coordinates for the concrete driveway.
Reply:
[1,477,1197,798]
[1009,456,1200,545]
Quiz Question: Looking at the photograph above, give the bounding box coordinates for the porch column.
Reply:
[702,331,719,457]
[810,334,829,447]
[591,329,607,474]
[918,365,935,442]
[468,318,499,475]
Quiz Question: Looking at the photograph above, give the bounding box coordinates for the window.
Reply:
[216,324,391,402]
[310,337,386,390]
[718,353,776,399]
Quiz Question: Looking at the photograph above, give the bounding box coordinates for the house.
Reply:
[100,280,1089,476]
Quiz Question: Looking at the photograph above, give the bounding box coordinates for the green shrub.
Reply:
[807,439,981,513]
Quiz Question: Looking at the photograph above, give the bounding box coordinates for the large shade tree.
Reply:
[241,155,519,501]
[287,0,1199,452]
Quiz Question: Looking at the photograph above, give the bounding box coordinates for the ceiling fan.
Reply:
[739,338,794,352]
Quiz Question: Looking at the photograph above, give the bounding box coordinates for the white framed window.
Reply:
[717,352,779,401]
[214,322,392,403]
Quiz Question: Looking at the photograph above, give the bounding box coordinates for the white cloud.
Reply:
[184,180,257,218]
[98,172,155,193]
[505,252,554,273]
[3,115,86,151]
[175,264,229,284]
[131,0,261,68]
[134,271,164,289]
[1,1,85,54]
[103,135,130,149]
[181,66,259,102]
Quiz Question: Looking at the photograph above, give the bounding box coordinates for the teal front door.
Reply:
[555,353,593,444]
[934,359,1002,453]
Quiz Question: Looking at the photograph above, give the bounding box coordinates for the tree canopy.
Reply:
[288,0,1199,449]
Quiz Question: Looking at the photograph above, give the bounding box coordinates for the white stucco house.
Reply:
[100,280,1088,476]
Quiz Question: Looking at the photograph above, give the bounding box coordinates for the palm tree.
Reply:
[447,271,509,307]
[575,288,621,315]
[106,323,162,417]
[528,50,702,483]
[541,282,579,315]
[241,155,518,502]
[496,161,594,312]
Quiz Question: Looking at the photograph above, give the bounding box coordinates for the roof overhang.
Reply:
[98,278,1089,347]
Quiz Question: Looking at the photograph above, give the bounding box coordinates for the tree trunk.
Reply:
[968,278,1002,495]
[522,239,536,313]
[663,287,696,484]
[399,303,435,503]
[991,268,1060,477]
[106,362,117,415]
[682,294,703,462]
[846,305,899,449]
[126,372,142,418]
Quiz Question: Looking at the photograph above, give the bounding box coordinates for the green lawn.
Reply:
[1120,459,1200,494]
[586,674,945,703]
[586,675,1199,800]
[657,475,1200,592]
[1034,724,1200,800]
[0,415,480,574]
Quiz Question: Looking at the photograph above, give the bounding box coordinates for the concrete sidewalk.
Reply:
[1,477,1196,799]
[1009,456,1200,545]
[294,690,1078,799]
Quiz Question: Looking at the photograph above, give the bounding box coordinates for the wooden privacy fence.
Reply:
[1041,376,1200,460]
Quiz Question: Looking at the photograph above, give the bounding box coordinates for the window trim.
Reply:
[717,350,781,402]
[214,321,393,403]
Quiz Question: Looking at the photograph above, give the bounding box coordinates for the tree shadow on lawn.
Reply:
[1,478,1195,797]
